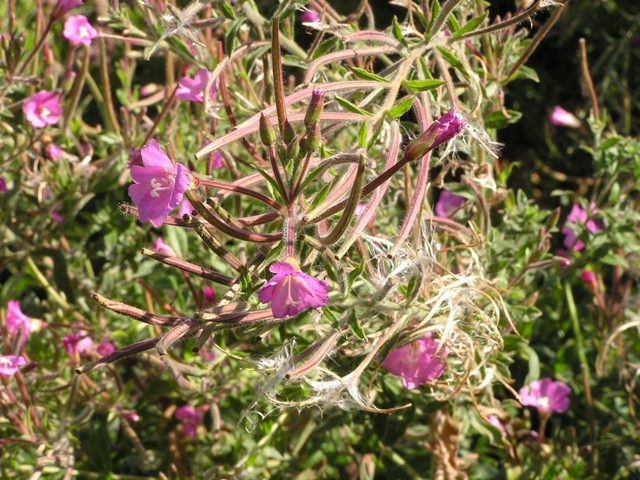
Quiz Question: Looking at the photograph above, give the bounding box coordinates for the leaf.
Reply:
[334,95,372,117]
[452,14,487,38]
[348,66,388,83]
[358,122,368,149]
[402,79,445,92]
[386,97,414,118]
[348,310,366,340]
[436,47,469,77]
[392,16,405,45]
[219,0,236,19]
[514,65,540,83]
[484,109,522,129]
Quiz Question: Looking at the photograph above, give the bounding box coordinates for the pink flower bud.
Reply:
[299,9,320,24]
[549,106,581,129]
[404,108,465,162]
[51,0,83,20]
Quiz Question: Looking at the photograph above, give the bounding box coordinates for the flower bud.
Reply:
[404,108,465,162]
[283,120,297,144]
[287,136,300,160]
[259,113,276,146]
[304,89,325,129]
[302,123,321,153]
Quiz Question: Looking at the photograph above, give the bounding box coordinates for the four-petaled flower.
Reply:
[5,300,31,352]
[258,257,329,319]
[519,377,570,415]
[0,355,26,377]
[561,203,602,251]
[23,91,62,128]
[175,405,203,438]
[549,106,581,129]
[435,190,465,217]
[382,332,447,389]
[176,69,217,104]
[62,332,94,358]
[128,139,191,227]
[63,15,98,46]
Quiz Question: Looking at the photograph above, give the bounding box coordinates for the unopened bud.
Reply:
[283,120,296,144]
[302,123,321,153]
[304,89,325,128]
[545,207,561,231]
[287,136,300,160]
[259,113,276,146]
[404,108,465,162]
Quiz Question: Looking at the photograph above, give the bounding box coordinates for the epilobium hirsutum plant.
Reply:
[80,0,562,427]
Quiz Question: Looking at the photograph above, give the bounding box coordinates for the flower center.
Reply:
[79,26,89,38]
[0,357,11,369]
[538,396,550,410]
[149,173,174,198]
[39,106,51,119]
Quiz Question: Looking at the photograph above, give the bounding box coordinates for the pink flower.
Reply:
[561,203,602,251]
[151,237,176,256]
[128,139,191,227]
[96,341,115,356]
[23,91,62,128]
[63,15,98,46]
[210,150,224,169]
[0,355,26,377]
[51,207,63,224]
[46,143,63,160]
[175,405,202,438]
[299,8,320,23]
[202,286,215,304]
[382,333,447,389]
[404,108,466,162]
[51,0,82,19]
[258,258,329,319]
[487,415,506,436]
[0,177,6,193]
[549,106,581,129]
[177,199,193,218]
[555,249,571,268]
[354,203,367,216]
[5,301,31,352]
[176,69,217,103]
[519,378,570,414]
[580,269,596,286]
[435,190,465,217]
[123,411,140,423]
[62,332,94,358]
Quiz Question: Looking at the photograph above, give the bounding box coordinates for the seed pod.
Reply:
[259,113,276,146]
[304,89,325,129]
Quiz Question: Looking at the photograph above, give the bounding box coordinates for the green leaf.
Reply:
[348,66,388,83]
[514,65,540,83]
[484,109,523,129]
[436,47,469,77]
[348,310,366,340]
[446,16,460,34]
[402,79,445,92]
[334,95,372,117]
[309,182,332,210]
[219,0,236,19]
[386,97,414,118]
[392,16,405,45]
[358,122,368,149]
[452,14,487,38]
